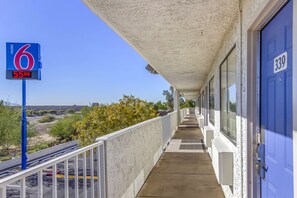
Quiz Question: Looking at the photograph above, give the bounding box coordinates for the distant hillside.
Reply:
[26,105,86,111]
[1,101,20,106]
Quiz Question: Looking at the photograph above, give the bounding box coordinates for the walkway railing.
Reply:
[0,109,188,198]
[0,141,105,198]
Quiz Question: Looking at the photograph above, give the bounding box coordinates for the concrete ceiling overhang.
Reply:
[83,0,239,99]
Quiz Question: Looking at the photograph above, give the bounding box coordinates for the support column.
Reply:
[173,87,180,125]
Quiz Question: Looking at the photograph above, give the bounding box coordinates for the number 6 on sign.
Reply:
[14,44,35,71]
[274,51,287,73]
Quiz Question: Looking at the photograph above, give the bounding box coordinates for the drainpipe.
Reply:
[239,0,244,197]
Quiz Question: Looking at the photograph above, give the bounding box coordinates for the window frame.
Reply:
[198,96,201,114]
[202,90,205,117]
[220,46,237,145]
[209,76,215,125]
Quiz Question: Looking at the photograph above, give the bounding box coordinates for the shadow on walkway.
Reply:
[137,114,224,198]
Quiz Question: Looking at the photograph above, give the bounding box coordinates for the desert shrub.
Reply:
[49,110,58,114]
[50,114,81,142]
[38,115,55,123]
[66,109,76,114]
[38,110,48,116]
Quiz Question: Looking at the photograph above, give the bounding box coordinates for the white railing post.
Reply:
[99,143,106,198]
[97,145,101,198]
[20,178,26,198]
[0,187,6,198]
[83,152,87,198]
[38,170,43,198]
[74,155,79,198]
[64,159,69,198]
[52,164,57,198]
[90,148,95,198]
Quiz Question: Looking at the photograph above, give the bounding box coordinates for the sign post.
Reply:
[21,79,27,170]
[6,43,41,170]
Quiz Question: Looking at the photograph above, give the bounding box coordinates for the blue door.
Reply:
[260,1,293,197]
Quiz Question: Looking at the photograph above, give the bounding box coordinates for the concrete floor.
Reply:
[137,114,225,198]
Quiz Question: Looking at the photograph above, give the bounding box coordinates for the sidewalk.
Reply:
[137,114,224,198]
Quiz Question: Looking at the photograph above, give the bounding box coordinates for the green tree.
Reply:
[0,101,36,156]
[180,98,195,109]
[0,101,20,154]
[229,101,236,112]
[81,106,92,116]
[163,86,195,110]
[74,95,157,146]
[163,86,174,110]
[153,101,167,111]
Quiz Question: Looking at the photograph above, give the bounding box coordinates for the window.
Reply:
[205,86,208,126]
[220,48,237,143]
[202,90,205,117]
[209,77,215,125]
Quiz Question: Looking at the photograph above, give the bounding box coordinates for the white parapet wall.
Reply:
[96,111,180,198]
[180,108,188,123]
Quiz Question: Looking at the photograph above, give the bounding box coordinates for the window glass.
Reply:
[227,50,236,140]
[220,61,228,133]
[198,96,201,114]
[209,77,215,125]
[220,48,237,143]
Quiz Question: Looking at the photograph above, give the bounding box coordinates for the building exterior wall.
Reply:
[199,12,242,197]
[197,1,295,197]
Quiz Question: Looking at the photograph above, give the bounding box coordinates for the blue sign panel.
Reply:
[6,43,41,80]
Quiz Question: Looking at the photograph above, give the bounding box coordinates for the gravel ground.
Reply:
[27,114,67,144]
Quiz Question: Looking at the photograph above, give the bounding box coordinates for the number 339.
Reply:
[274,52,287,73]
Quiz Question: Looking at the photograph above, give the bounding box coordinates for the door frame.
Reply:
[205,85,209,127]
[247,0,296,197]
[293,0,297,196]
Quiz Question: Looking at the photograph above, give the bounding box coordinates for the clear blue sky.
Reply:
[0,0,169,105]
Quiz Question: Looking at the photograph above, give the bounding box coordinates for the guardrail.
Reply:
[0,109,188,198]
[0,141,105,198]
[0,141,78,179]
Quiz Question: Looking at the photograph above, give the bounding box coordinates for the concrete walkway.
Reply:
[137,114,224,198]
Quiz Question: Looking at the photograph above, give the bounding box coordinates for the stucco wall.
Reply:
[198,0,274,197]
[199,12,242,198]
[97,111,181,198]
